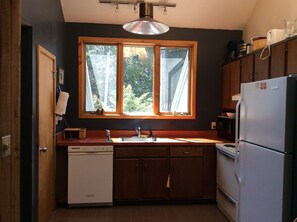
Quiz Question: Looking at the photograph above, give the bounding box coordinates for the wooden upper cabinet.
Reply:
[229,60,240,103]
[222,63,231,109]
[254,51,269,81]
[270,43,286,78]
[287,38,297,75]
[222,60,240,110]
[240,54,253,83]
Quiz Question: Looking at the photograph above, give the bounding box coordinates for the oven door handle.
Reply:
[217,149,235,160]
[217,187,236,205]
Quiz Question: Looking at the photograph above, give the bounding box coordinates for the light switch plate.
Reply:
[211,122,216,130]
[2,135,11,158]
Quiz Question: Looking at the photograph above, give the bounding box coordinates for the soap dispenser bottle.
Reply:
[106,129,111,142]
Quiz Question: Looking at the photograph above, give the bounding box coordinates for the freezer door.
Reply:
[237,142,292,222]
[239,76,296,153]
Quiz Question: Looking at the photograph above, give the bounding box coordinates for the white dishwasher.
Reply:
[68,145,113,207]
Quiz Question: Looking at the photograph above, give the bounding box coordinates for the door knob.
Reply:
[39,147,48,152]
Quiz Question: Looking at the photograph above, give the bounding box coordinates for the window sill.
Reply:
[79,112,196,120]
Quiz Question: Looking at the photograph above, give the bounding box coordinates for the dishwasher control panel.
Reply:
[68,145,113,153]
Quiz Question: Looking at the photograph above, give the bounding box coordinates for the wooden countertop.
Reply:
[56,130,229,147]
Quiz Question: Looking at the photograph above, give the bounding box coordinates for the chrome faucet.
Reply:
[136,127,141,137]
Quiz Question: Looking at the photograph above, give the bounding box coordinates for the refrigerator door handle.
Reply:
[234,97,242,183]
[235,96,241,144]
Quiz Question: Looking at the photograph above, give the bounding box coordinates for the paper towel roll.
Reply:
[55,91,69,115]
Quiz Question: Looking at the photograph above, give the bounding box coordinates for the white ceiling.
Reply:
[60,0,259,30]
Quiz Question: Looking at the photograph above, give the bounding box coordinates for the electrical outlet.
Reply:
[211,122,216,130]
[2,135,11,158]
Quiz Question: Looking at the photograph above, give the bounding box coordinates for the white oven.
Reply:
[216,143,238,222]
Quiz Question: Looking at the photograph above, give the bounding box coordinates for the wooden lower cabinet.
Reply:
[142,158,169,199]
[114,158,142,200]
[170,157,203,199]
[114,145,216,202]
[56,145,216,204]
[114,147,168,201]
[202,146,217,199]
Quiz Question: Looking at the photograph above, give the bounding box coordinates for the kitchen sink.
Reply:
[120,137,158,142]
[118,137,184,143]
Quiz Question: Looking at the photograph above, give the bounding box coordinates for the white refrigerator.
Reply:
[235,76,297,222]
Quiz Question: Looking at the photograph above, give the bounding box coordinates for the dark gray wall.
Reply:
[21,0,64,221]
[65,23,242,130]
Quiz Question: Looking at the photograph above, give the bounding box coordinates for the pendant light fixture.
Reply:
[123,2,169,35]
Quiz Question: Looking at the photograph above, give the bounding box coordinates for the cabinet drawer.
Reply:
[217,186,237,222]
[170,147,203,157]
[216,150,238,200]
[115,147,167,158]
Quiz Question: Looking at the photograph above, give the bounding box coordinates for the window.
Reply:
[78,37,197,119]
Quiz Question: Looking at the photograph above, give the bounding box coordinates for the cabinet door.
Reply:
[203,146,216,199]
[114,158,141,200]
[222,61,240,110]
[270,43,286,78]
[222,63,231,109]
[241,54,254,83]
[287,38,297,75]
[170,157,203,199]
[229,60,240,108]
[142,158,169,200]
[254,51,269,81]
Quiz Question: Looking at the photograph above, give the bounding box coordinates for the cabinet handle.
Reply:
[184,151,190,155]
[166,174,170,188]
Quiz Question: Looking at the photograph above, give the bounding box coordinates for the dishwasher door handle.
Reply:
[68,152,113,155]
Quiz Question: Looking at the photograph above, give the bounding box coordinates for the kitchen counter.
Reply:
[55,130,229,205]
[56,130,227,147]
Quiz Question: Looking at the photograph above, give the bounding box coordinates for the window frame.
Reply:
[78,37,197,119]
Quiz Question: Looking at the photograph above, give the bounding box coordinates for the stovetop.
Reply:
[215,143,236,157]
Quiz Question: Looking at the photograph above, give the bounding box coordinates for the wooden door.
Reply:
[254,51,269,81]
[142,158,168,199]
[114,158,141,200]
[170,157,203,199]
[229,60,240,108]
[270,43,286,78]
[0,0,21,221]
[222,63,231,109]
[287,38,297,75]
[241,54,254,83]
[222,61,240,110]
[202,146,216,199]
[37,45,56,222]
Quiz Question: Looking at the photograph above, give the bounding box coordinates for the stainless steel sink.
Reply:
[120,137,158,142]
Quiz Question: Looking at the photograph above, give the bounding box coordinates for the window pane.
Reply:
[123,46,154,115]
[160,47,190,113]
[85,44,117,112]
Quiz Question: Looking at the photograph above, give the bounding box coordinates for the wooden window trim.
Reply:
[78,37,197,119]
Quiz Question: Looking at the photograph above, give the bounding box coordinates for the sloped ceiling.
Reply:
[61,0,259,30]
